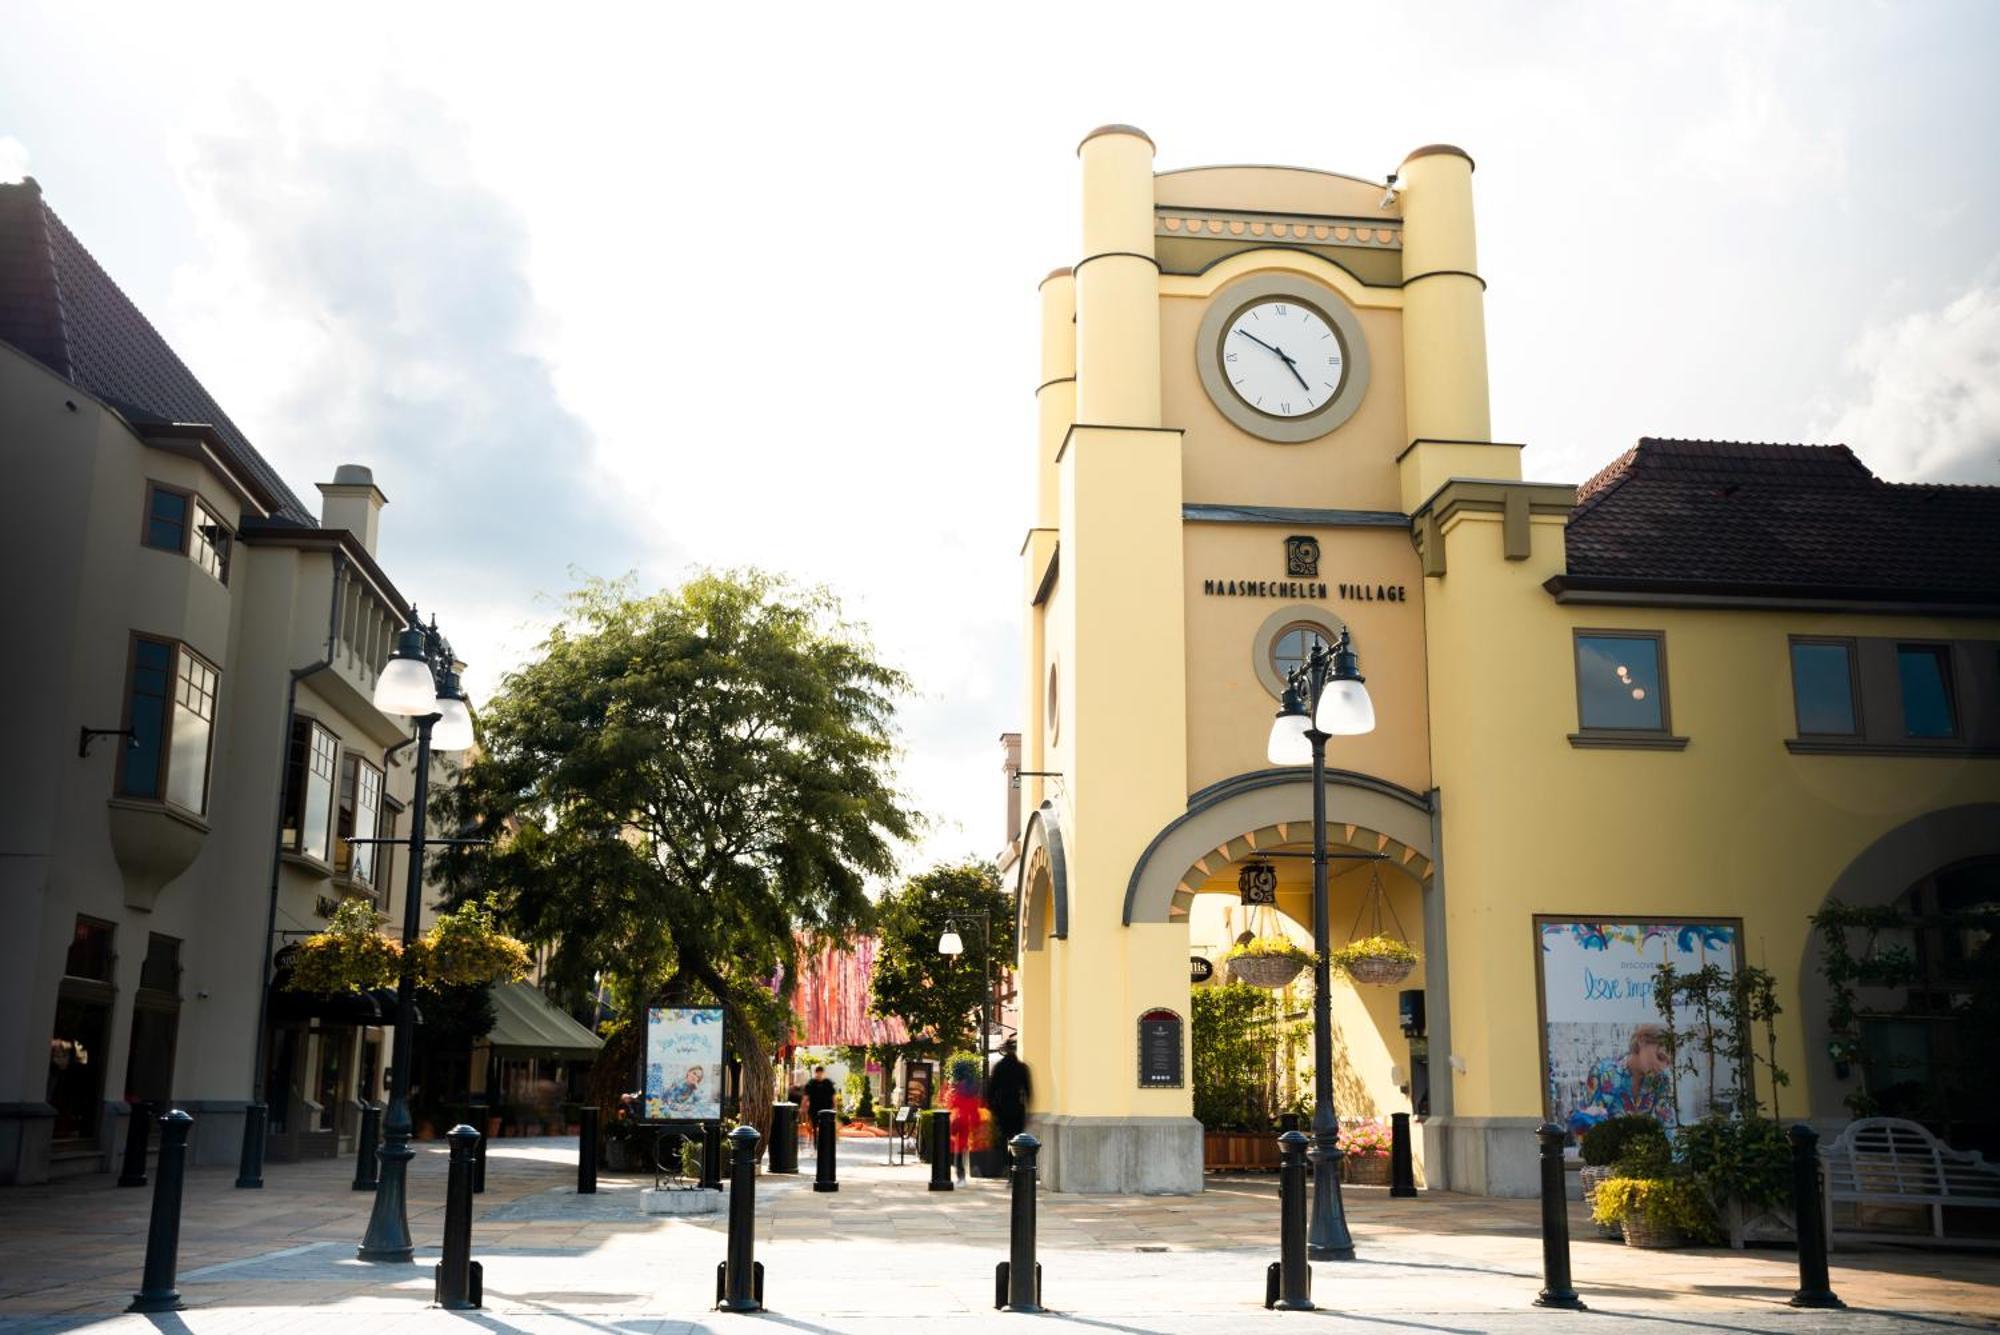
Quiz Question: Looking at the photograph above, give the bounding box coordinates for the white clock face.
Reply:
[1220,299,1345,418]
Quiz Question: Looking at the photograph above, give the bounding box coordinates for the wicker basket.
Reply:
[1342,953,1415,987]
[1228,953,1308,989]
[1618,1212,1685,1249]
[1579,1164,1622,1239]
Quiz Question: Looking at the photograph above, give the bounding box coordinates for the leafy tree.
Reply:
[869,861,1014,1059]
[1192,982,1282,1130]
[438,572,916,1138]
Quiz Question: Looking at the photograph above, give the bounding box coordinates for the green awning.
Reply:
[483,981,605,1061]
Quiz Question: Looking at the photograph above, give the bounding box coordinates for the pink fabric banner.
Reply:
[787,935,909,1047]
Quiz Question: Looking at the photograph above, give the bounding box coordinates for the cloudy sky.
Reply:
[4,1,1996,868]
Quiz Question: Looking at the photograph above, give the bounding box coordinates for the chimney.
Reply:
[1000,732,1023,846]
[317,464,387,555]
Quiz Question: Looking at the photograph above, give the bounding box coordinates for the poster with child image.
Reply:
[1536,918,1741,1136]
[645,1007,723,1121]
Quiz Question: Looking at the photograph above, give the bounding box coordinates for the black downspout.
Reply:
[237,552,347,1188]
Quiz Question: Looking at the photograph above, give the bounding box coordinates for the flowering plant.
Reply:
[410,901,531,987]
[1328,935,1419,975]
[1337,1118,1392,1157]
[287,899,403,992]
[1222,935,1310,962]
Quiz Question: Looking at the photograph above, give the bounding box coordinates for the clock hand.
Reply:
[1277,350,1310,392]
[1235,329,1283,356]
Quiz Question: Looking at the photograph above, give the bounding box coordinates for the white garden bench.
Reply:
[1822,1116,2000,1247]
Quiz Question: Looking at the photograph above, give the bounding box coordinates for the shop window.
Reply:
[118,637,220,815]
[1572,631,1671,734]
[125,936,181,1107]
[281,719,341,864]
[335,755,384,889]
[65,916,116,981]
[1790,639,1860,736]
[141,483,231,585]
[1896,644,1958,739]
[51,916,116,1146]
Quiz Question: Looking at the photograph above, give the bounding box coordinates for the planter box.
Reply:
[1203,1130,1281,1171]
[1722,1196,1796,1249]
[1344,1154,1391,1186]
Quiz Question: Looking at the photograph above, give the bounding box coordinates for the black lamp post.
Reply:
[357,611,475,1263]
[937,912,994,1080]
[1266,628,1376,1261]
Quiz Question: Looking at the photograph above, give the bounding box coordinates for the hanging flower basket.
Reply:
[1329,935,1418,987]
[1224,936,1310,990]
[410,902,531,987]
[286,899,402,993]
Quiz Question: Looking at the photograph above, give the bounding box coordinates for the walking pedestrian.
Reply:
[987,1039,1031,1144]
[945,1059,983,1182]
[803,1064,836,1144]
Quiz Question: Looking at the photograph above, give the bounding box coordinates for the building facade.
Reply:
[0,179,449,1182]
[1011,128,2000,1195]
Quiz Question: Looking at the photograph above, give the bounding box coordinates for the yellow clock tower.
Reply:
[1014,127,1509,1192]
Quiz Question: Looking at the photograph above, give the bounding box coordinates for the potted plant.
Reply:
[1679,1114,1795,1247]
[1224,935,1310,990]
[1329,935,1419,987]
[409,902,531,987]
[287,899,402,993]
[1578,1115,1668,1239]
[1338,1118,1392,1185]
[1588,1134,1717,1249]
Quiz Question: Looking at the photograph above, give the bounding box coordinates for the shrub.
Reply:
[1589,1176,1720,1242]
[1579,1114,1668,1168]
[1337,1119,1391,1157]
[1192,982,1282,1131]
[1678,1115,1792,1212]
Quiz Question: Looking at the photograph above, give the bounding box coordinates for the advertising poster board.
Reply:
[645,1006,724,1122]
[903,1060,935,1110]
[1535,917,1742,1135]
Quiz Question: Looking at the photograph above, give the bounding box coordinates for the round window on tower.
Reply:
[1252,606,1347,701]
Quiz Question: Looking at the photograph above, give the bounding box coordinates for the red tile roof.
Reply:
[1562,438,2000,603]
[0,178,313,523]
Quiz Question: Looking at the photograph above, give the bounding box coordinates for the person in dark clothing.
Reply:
[803,1064,837,1143]
[985,1039,1032,1159]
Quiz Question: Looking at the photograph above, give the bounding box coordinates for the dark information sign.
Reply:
[1137,1009,1184,1089]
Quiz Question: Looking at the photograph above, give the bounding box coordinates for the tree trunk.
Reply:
[727,1003,774,1145]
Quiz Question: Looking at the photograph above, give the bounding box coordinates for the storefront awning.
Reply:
[484,981,604,1062]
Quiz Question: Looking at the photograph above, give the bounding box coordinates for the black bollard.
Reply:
[118,1100,154,1188]
[353,1103,382,1191]
[928,1109,954,1192]
[995,1133,1044,1312]
[1532,1123,1586,1311]
[129,1109,194,1313]
[234,1101,266,1189]
[578,1106,599,1195]
[1787,1124,1845,1310]
[716,1124,765,1313]
[768,1102,799,1174]
[472,1127,487,1194]
[700,1120,723,1191]
[814,1108,839,1193]
[1390,1112,1417,1198]
[1266,1130,1314,1311]
[434,1124,482,1310]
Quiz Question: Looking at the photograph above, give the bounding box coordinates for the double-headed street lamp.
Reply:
[1266,627,1375,1261]
[358,611,475,1263]
[937,912,994,1080]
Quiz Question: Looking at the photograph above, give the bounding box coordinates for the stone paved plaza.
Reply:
[0,1135,1994,1333]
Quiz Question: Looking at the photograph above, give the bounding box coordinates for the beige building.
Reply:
[1010,128,2000,1195]
[0,178,452,1183]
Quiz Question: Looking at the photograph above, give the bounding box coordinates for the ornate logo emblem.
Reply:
[1285,535,1321,579]
[1238,861,1279,905]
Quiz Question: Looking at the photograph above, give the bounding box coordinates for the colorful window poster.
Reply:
[1535,918,1741,1136]
[645,1007,724,1122]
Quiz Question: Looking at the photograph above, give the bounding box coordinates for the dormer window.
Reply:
[142,481,231,585]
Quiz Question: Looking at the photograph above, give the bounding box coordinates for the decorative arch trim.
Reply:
[1017,800,1070,950]
[1124,769,1435,925]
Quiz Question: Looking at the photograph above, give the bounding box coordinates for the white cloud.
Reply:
[0,136,29,182]
[1822,272,2000,484]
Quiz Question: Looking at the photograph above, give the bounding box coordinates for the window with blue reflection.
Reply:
[145,487,187,552]
[119,639,172,797]
[1575,634,1665,731]
[1897,645,1957,738]
[1791,641,1858,735]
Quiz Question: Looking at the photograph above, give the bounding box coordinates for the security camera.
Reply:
[1379,174,1402,210]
